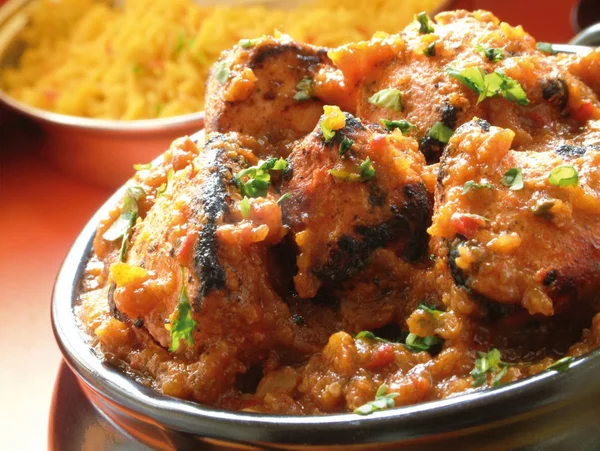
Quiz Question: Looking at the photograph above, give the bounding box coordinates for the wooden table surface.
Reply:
[0,1,581,449]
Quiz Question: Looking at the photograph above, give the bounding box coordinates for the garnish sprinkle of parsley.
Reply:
[428,122,454,143]
[235,158,288,198]
[424,42,436,57]
[213,60,230,85]
[239,197,251,219]
[537,42,557,55]
[294,77,314,101]
[380,119,416,134]
[239,38,260,49]
[339,136,354,156]
[368,88,404,111]
[475,44,504,62]
[353,384,399,415]
[355,331,391,343]
[502,168,524,190]
[277,192,291,205]
[446,67,529,105]
[416,12,434,34]
[547,356,574,372]
[320,105,346,143]
[169,266,198,352]
[404,333,442,353]
[329,157,376,182]
[463,180,494,194]
[548,165,578,187]
[471,348,513,388]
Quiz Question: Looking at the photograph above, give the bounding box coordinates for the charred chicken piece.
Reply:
[281,109,431,299]
[204,35,351,156]
[429,118,600,318]
[98,133,298,403]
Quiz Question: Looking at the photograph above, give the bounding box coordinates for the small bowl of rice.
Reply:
[0,0,450,187]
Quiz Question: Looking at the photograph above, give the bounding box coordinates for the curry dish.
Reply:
[79,10,600,415]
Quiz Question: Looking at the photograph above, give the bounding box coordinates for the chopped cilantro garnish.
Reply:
[418,303,443,317]
[353,384,399,415]
[368,88,404,111]
[235,158,288,198]
[239,38,260,49]
[463,180,494,194]
[416,12,434,34]
[277,192,291,205]
[471,348,513,387]
[404,333,441,353]
[446,67,529,105]
[133,64,142,75]
[475,44,504,62]
[328,157,376,182]
[548,165,578,187]
[428,122,453,143]
[156,168,174,197]
[424,41,436,57]
[502,168,524,190]
[239,197,251,219]
[547,356,574,372]
[169,266,198,352]
[355,331,390,343]
[380,119,416,134]
[103,186,146,262]
[294,77,314,101]
[133,162,152,171]
[339,136,354,156]
[213,60,230,85]
[320,105,346,143]
[174,30,186,56]
[537,42,557,55]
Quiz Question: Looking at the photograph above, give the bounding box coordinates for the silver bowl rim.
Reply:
[51,178,600,446]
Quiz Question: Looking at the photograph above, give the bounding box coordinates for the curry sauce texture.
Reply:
[79,10,600,415]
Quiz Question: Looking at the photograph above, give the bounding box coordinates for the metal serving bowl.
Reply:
[0,0,204,188]
[52,134,600,450]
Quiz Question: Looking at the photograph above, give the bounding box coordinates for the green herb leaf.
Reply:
[277,192,291,205]
[103,186,145,243]
[404,333,442,352]
[213,60,230,85]
[359,157,376,181]
[353,384,399,415]
[532,199,556,217]
[133,162,152,171]
[416,12,434,34]
[329,157,376,182]
[537,42,557,55]
[339,136,354,156]
[446,67,529,105]
[475,44,504,62]
[418,303,443,317]
[170,266,198,352]
[380,119,416,134]
[424,41,436,57]
[239,38,260,49]
[502,168,524,190]
[355,331,390,343]
[368,88,404,111]
[428,122,454,143]
[133,64,142,75]
[157,168,174,197]
[546,356,574,372]
[235,158,289,198]
[548,165,578,187]
[471,348,513,387]
[240,197,251,219]
[294,77,314,101]
[463,180,494,194]
[174,30,186,56]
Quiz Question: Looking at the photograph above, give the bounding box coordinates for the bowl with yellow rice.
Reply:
[0,0,450,187]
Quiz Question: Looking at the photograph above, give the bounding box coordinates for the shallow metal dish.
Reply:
[0,0,204,188]
[52,145,600,450]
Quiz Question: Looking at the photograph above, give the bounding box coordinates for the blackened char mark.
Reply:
[250,42,328,69]
[107,282,127,321]
[440,104,459,129]
[555,144,587,158]
[541,78,568,110]
[419,137,445,164]
[456,118,491,134]
[193,150,228,307]
[447,237,468,288]
[399,183,432,262]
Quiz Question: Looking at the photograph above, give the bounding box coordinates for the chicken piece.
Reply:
[281,109,431,299]
[204,35,352,155]
[429,118,600,318]
[329,10,600,163]
[99,132,300,403]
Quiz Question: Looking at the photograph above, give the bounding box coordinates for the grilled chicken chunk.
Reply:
[429,118,600,318]
[96,133,299,402]
[281,110,431,299]
[204,35,351,155]
[330,10,600,163]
